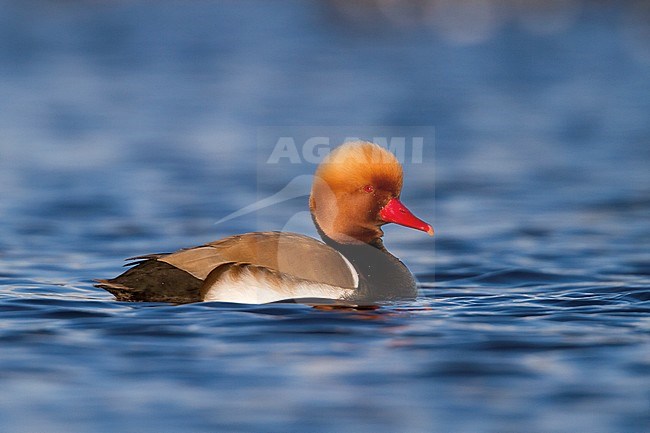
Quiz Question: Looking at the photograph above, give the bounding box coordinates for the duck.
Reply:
[96,141,433,305]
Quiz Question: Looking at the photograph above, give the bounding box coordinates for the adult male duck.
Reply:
[96,141,433,304]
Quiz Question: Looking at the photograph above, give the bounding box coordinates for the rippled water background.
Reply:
[1,1,649,432]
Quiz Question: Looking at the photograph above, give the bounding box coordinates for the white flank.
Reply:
[202,266,355,304]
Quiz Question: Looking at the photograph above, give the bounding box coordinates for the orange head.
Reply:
[310,141,433,245]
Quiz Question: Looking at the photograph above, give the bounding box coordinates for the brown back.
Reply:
[160,231,357,289]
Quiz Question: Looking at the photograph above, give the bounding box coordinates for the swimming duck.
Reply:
[96,141,433,304]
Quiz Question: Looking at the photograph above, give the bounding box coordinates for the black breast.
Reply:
[324,238,418,303]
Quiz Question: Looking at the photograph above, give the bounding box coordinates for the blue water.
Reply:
[1,1,649,432]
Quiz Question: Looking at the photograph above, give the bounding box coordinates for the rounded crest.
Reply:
[314,141,403,195]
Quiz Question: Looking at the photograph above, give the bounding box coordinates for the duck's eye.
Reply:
[362,185,374,193]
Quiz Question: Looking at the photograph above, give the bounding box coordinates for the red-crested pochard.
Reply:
[96,141,433,304]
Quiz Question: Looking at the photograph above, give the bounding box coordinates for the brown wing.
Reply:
[160,232,358,289]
